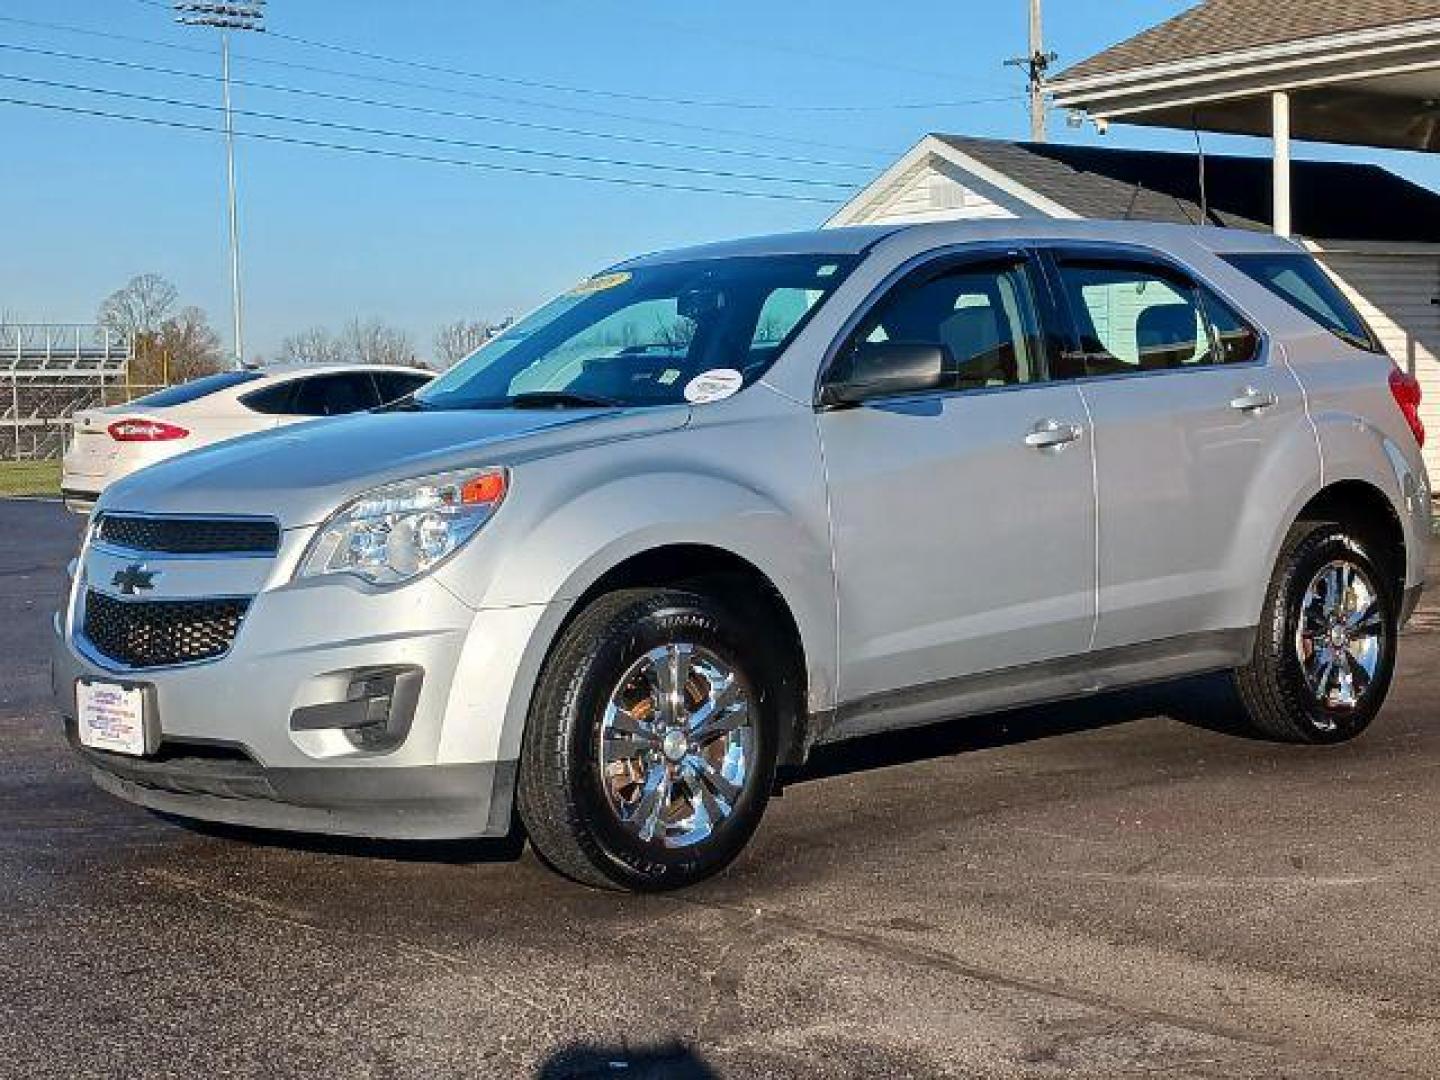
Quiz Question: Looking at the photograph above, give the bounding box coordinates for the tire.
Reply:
[517,588,780,891]
[1233,521,1398,744]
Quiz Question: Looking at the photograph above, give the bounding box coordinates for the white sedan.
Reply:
[62,363,434,512]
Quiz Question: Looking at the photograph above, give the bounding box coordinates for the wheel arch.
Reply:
[570,544,812,767]
[500,541,822,774]
[1293,478,1407,601]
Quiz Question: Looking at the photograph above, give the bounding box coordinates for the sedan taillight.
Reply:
[1389,369,1425,448]
[107,419,190,442]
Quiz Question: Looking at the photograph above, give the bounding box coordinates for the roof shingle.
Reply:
[933,136,1440,243]
[1059,0,1440,83]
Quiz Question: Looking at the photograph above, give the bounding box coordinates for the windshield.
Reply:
[416,254,858,410]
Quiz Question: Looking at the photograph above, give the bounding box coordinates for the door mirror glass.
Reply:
[823,342,953,406]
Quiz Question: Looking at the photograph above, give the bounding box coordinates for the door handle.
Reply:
[1230,387,1278,413]
[1024,419,1084,450]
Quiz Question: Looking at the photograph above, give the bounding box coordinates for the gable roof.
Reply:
[1060,0,1440,83]
[929,136,1440,243]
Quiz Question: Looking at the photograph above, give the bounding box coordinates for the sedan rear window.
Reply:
[129,370,263,407]
[1225,253,1383,353]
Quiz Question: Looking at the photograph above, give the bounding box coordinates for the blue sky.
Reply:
[2,0,1437,361]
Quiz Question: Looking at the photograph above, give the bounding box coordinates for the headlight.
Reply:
[297,468,508,586]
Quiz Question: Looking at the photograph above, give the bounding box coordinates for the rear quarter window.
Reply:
[1225,253,1383,353]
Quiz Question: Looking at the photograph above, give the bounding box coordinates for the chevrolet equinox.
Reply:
[54,221,1431,890]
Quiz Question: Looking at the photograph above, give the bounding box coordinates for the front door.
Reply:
[818,253,1097,728]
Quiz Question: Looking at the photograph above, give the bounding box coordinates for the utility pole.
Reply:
[1006,0,1058,143]
[173,2,266,367]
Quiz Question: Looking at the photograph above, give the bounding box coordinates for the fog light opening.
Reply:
[289,666,422,754]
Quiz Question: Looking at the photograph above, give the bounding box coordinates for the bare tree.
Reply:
[277,326,346,365]
[339,317,417,367]
[125,306,224,386]
[97,273,179,341]
[434,319,498,367]
[154,306,224,382]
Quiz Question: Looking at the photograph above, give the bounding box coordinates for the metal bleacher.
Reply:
[2,324,134,460]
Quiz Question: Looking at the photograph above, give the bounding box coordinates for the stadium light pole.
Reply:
[173,2,266,367]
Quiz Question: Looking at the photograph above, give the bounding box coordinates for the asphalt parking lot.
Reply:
[2,498,1438,1079]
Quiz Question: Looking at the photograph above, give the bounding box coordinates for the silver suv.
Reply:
[52,221,1431,891]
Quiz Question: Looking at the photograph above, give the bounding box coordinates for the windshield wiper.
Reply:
[375,394,425,413]
[506,391,622,409]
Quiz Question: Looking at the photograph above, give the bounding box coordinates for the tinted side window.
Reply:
[372,372,432,403]
[239,381,298,415]
[1056,262,1212,375]
[848,261,1046,392]
[1225,253,1381,352]
[290,374,381,416]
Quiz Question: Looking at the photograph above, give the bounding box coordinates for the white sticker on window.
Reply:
[683,368,744,404]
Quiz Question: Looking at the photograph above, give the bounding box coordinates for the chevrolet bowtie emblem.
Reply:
[112,563,159,596]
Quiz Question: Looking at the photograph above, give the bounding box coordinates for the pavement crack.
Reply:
[670,894,1287,1055]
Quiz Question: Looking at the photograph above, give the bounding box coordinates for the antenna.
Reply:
[1192,117,1211,224]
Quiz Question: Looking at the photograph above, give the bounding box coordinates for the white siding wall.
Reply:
[1318,250,1440,480]
[857,160,1017,225]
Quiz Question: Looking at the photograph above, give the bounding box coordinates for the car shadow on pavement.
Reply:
[535,1042,719,1079]
[794,671,1253,785]
[160,814,528,864]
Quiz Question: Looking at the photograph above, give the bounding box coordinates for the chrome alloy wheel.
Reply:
[597,643,755,849]
[1294,558,1386,718]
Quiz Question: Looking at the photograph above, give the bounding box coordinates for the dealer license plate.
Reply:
[76,680,149,757]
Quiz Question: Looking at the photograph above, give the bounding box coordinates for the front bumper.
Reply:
[51,570,541,841]
[63,719,515,840]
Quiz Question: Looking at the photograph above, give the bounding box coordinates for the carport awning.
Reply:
[1049,3,1440,152]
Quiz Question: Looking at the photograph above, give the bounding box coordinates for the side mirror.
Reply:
[821,342,953,408]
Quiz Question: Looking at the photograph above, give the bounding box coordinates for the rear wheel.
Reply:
[518,589,778,891]
[1233,522,1398,744]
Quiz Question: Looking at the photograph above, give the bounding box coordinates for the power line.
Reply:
[125,0,1016,112]
[0,41,879,172]
[0,71,855,189]
[0,13,899,157]
[591,6,997,88]
[0,94,847,204]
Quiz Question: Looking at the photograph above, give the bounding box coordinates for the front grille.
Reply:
[96,514,280,556]
[82,589,249,668]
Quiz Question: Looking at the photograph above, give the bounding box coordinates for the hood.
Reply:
[98,405,690,527]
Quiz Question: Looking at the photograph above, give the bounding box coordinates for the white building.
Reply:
[828,134,1440,480]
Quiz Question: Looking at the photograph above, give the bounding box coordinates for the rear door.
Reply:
[818,249,1097,722]
[1041,246,1297,651]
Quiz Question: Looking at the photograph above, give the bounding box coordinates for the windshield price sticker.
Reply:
[568,271,632,296]
[684,369,744,405]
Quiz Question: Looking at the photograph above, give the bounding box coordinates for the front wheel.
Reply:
[1233,522,1398,744]
[517,589,778,891]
